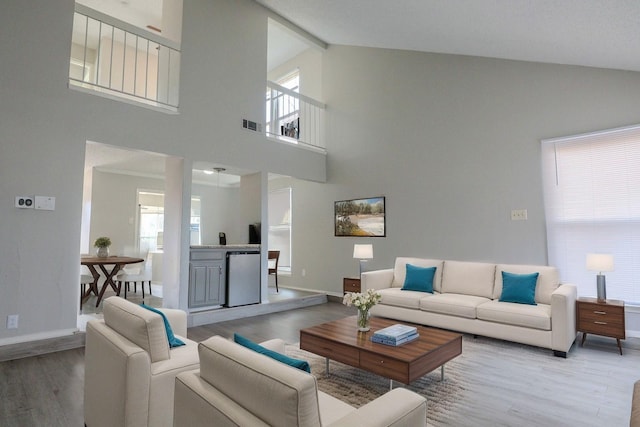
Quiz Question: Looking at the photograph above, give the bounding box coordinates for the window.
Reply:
[541,124,640,304]
[268,188,291,271]
[266,70,300,140]
[137,190,164,253]
[190,196,201,245]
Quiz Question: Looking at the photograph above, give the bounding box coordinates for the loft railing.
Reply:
[266,81,325,151]
[69,4,181,111]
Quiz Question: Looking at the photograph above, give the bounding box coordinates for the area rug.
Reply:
[286,334,635,427]
[286,341,468,426]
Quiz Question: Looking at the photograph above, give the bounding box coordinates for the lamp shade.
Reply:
[586,253,614,273]
[353,244,373,260]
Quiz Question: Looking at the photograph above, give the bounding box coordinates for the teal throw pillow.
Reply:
[234,333,311,373]
[401,264,436,293]
[140,304,185,348]
[499,271,539,305]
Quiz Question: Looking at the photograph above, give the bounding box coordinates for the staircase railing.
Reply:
[69,4,181,111]
[266,81,325,151]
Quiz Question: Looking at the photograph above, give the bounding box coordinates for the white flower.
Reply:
[342,289,382,311]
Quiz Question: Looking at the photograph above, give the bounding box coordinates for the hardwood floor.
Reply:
[0,301,638,426]
[0,301,352,427]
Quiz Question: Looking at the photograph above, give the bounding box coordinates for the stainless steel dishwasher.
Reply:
[225,251,261,307]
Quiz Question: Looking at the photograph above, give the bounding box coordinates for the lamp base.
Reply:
[596,275,607,301]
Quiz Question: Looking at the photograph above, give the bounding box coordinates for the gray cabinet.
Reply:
[189,249,226,308]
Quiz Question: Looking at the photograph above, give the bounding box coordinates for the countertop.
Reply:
[190,244,261,249]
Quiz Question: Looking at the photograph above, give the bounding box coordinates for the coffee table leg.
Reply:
[441,365,445,381]
[389,379,393,390]
[325,357,329,376]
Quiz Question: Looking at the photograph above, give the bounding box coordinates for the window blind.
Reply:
[541,124,640,304]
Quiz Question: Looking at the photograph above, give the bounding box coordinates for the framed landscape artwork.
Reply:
[334,196,386,237]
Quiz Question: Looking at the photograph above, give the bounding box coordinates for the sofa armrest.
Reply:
[328,388,426,427]
[160,308,188,337]
[361,269,394,292]
[550,283,577,356]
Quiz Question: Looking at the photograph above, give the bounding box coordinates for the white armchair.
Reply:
[173,335,427,426]
[84,297,199,427]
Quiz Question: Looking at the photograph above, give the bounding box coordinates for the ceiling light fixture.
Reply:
[203,170,214,175]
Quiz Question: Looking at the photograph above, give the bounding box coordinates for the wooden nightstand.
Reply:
[576,297,625,355]
[343,277,361,294]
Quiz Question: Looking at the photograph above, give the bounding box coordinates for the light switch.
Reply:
[35,196,55,211]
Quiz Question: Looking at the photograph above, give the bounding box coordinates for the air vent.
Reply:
[242,119,262,132]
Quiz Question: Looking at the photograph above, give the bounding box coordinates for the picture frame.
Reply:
[334,196,386,237]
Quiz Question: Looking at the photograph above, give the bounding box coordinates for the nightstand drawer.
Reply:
[343,278,361,293]
[578,307,624,324]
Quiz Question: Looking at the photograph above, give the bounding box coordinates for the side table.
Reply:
[343,277,361,294]
[576,297,625,355]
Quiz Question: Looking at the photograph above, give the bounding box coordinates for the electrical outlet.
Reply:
[511,209,528,220]
[7,315,18,329]
[15,196,34,208]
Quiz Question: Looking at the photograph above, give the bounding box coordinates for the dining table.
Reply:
[81,255,144,307]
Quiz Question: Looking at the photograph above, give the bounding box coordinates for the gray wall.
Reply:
[3,0,640,344]
[281,46,640,297]
[0,0,325,343]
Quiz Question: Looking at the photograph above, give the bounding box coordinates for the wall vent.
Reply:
[242,119,262,132]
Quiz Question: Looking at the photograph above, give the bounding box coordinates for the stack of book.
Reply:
[371,324,419,346]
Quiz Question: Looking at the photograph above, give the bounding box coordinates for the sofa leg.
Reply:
[553,350,567,358]
[473,334,478,339]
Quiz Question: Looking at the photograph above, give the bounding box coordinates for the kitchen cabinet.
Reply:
[188,245,261,309]
[189,249,225,308]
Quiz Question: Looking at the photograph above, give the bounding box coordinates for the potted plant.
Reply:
[94,236,112,258]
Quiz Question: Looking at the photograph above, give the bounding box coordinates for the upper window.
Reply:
[541,124,640,304]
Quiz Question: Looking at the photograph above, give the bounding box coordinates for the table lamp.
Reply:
[586,253,614,301]
[353,244,373,279]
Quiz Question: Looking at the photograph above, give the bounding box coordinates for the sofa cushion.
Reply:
[499,272,538,305]
[441,260,496,298]
[392,258,444,292]
[420,293,490,319]
[198,336,322,427]
[494,264,559,305]
[378,288,434,309]
[103,296,170,363]
[477,300,551,330]
[233,333,310,373]
[402,264,436,293]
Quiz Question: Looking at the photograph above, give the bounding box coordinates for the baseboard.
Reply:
[0,331,85,362]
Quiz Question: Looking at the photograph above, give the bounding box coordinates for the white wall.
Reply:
[268,48,323,101]
[0,0,326,344]
[192,183,244,245]
[4,0,640,345]
[283,46,640,301]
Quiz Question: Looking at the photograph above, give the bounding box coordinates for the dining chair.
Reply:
[80,273,96,307]
[268,250,280,292]
[116,251,152,300]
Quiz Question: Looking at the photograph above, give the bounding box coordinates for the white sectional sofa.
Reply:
[362,258,577,357]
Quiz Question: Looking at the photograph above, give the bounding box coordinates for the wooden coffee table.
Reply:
[300,316,462,389]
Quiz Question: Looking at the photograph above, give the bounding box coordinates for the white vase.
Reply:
[96,246,109,258]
